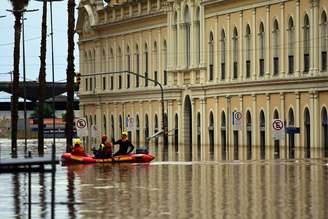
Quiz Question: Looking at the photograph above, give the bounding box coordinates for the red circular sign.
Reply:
[272,120,283,130]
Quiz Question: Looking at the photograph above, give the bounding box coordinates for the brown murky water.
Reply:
[0,139,328,218]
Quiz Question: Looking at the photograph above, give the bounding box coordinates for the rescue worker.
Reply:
[112,132,135,156]
[94,135,113,158]
[71,138,86,156]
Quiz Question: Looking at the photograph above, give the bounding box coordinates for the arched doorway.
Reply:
[144,114,149,147]
[154,114,159,152]
[246,111,252,160]
[184,95,192,160]
[288,109,295,159]
[174,114,179,153]
[136,115,140,147]
[259,110,266,160]
[111,115,115,139]
[273,110,280,159]
[103,115,107,135]
[233,111,239,160]
[221,111,227,160]
[322,107,328,157]
[197,112,201,160]
[119,115,123,134]
[304,108,310,158]
[209,112,214,160]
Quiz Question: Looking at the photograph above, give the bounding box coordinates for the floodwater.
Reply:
[0,139,328,219]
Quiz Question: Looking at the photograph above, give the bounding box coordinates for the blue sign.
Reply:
[286,127,300,134]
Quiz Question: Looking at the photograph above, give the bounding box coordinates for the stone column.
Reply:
[295,92,300,158]
[280,93,286,159]
[239,95,244,159]
[96,103,102,142]
[266,94,271,158]
[311,91,319,157]
[312,0,319,75]
[139,101,144,145]
[239,12,243,81]
[200,97,207,159]
[177,7,182,68]
[215,96,220,160]
[168,100,174,157]
[200,5,205,67]
[191,98,197,160]
[252,94,257,159]
[106,103,110,137]
[226,14,231,81]
[280,3,285,78]
[190,4,195,68]
[265,6,270,79]
[295,0,300,76]
[252,9,257,80]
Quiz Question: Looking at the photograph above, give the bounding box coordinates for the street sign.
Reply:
[286,127,300,134]
[126,116,135,131]
[75,117,88,137]
[272,119,285,140]
[232,111,243,130]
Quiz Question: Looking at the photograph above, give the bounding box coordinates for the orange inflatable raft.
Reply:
[61,153,155,164]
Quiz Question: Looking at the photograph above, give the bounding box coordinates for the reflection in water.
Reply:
[1,139,328,218]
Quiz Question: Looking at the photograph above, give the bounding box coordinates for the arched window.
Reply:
[197,112,201,159]
[144,114,149,145]
[259,110,265,159]
[245,25,251,78]
[232,27,238,79]
[103,115,107,135]
[102,49,106,72]
[321,11,327,71]
[109,47,114,72]
[221,111,227,160]
[153,41,158,84]
[273,19,279,75]
[126,46,131,88]
[288,108,295,159]
[209,32,214,81]
[304,14,310,73]
[136,115,140,147]
[209,112,214,159]
[184,5,191,68]
[119,115,123,134]
[246,111,252,160]
[221,29,226,80]
[259,22,265,77]
[135,44,140,87]
[174,113,179,152]
[273,109,280,159]
[195,7,201,64]
[288,17,295,74]
[304,107,311,158]
[118,47,122,89]
[163,40,168,85]
[321,107,328,157]
[154,114,159,148]
[111,115,115,138]
[144,43,149,87]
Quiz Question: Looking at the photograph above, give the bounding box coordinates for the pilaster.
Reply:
[280,3,285,78]
[265,6,270,79]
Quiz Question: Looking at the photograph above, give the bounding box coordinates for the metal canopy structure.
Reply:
[0,81,70,101]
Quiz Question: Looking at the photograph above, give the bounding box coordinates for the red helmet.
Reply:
[101,135,107,141]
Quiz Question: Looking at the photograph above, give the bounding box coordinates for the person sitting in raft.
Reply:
[71,138,86,156]
[93,135,113,158]
[112,132,135,156]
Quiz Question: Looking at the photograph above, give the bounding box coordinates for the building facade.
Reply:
[76,0,328,160]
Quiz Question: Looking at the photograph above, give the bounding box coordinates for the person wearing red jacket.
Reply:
[71,138,86,156]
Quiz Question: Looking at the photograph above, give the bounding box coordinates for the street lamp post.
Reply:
[80,71,168,148]
[21,9,39,157]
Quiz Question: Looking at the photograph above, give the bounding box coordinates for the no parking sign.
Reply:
[232,111,243,130]
[272,119,285,140]
[75,117,88,137]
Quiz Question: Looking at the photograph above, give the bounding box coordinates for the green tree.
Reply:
[8,0,30,157]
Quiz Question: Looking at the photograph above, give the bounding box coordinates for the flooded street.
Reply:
[0,139,328,218]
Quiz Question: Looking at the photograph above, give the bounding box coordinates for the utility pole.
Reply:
[21,9,39,157]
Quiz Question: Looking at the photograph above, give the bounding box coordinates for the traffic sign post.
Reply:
[232,111,243,131]
[75,117,88,137]
[272,119,285,140]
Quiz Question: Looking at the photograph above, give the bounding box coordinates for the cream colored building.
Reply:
[76,0,328,160]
